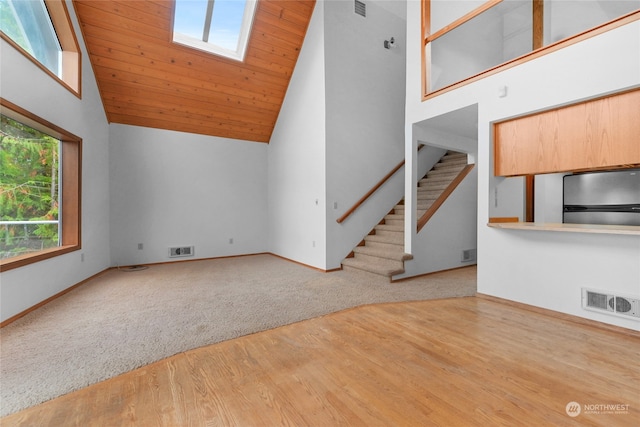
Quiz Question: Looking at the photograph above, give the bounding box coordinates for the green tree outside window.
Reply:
[0,114,60,259]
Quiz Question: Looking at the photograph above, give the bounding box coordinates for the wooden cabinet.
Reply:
[494,88,640,176]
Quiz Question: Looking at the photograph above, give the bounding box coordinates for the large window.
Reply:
[0,0,81,95]
[0,99,81,272]
[422,0,640,97]
[172,0,257,61]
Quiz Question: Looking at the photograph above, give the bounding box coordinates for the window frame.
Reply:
[0,0,81,97]
[0,98,82,272]
[421,0,640,100]
[171,0,258,62]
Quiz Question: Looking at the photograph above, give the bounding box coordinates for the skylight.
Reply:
[172,0,257,61]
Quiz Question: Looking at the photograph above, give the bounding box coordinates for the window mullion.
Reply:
[533,0,544,50]
[56,139,62,246]
[202,0,215,43]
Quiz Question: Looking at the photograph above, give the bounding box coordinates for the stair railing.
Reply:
[336,160,404,224]
[417,164,475,232]
[336,146,426,224]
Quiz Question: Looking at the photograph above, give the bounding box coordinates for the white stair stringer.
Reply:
[341,150,467,281]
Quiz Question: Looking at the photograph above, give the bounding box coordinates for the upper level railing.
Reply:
[422,0,640,99]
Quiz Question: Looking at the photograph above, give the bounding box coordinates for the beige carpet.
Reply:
[0,254,476,416]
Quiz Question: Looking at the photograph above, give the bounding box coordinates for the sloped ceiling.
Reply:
[73,0,315,142]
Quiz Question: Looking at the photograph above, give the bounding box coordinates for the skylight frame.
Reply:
[172,0,258,62]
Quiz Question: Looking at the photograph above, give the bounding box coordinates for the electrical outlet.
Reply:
[138,243,143,250]
[229,238,234,244]
[312,240,316,248]
[81,253,85,262]
[333,202,338,209]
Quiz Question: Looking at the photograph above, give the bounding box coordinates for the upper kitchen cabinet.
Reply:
[494,88,640,177]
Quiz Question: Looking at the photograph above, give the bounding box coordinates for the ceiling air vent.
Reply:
[582,288,640,320]
[355,0,366,17]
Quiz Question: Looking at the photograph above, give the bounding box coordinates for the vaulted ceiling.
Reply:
[73,0,315,142]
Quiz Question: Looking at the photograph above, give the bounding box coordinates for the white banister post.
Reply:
[404,124,417,254]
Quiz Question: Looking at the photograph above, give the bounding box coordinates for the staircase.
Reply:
[341,151,468,280]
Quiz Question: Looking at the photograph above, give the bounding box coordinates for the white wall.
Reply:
[406,0,640,329]
[268,1,327,269]
[534,173,565,223]
[324,0,407,269]
[0,0,111,322]
[109,125,268,266]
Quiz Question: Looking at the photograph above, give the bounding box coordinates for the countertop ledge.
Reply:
[487,222,640,236]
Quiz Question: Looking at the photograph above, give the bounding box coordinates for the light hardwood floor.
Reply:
[3,297,639,426]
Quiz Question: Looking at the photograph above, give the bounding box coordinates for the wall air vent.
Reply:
[461,249,477,262]
[582,288,640,320]
[355,0,366,17]
[169,246,194,258]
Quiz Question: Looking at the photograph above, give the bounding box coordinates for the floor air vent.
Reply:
[355,0,366,17]
[582,288,640,319]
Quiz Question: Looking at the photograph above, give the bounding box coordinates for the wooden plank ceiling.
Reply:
[73,0,315,143]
